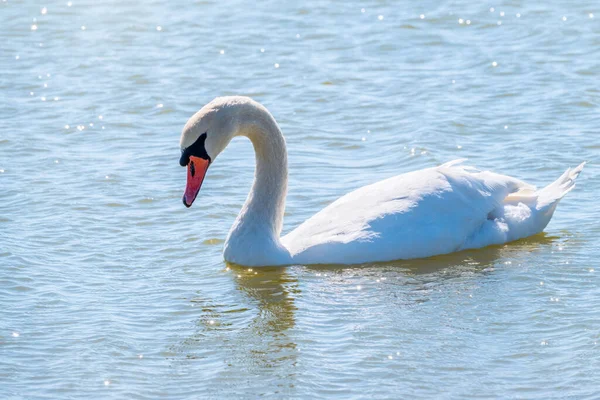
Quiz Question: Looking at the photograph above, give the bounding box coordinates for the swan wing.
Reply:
[282,160,533,264]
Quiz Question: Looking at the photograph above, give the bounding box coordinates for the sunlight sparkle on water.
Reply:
[3,1,598,397]
[562,16,567,21]
[31,24,38,31]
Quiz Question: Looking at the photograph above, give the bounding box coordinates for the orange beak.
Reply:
[183,156,210,208]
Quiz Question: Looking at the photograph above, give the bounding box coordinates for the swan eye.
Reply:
[180,132,210,166]
[190,160,195,177]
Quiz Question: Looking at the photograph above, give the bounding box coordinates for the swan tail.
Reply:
[536,162,585,210]
[462,163,584,250]
[495,163,584,242]
[509,162,586,239]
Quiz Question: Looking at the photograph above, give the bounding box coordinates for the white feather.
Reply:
[180,97,585,266]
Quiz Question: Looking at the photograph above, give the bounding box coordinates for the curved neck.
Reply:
[243,119,288,236]
[224,108,289,265]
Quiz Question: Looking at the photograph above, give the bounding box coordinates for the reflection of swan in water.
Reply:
[226,265,299,376]
[230,264,297,335]
[301,232,560,309]
[168,266,299,387]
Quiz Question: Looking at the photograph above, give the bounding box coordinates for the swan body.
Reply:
[179,96,584,267]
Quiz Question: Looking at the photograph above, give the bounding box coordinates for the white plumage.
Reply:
[180,96,584,267]
[282,160,584,264]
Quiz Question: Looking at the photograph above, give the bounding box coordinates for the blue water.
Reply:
[1,0,599,398]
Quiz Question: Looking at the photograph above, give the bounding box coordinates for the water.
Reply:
[1,0,599,398]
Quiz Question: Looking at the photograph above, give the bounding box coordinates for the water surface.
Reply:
[1,0,599,398]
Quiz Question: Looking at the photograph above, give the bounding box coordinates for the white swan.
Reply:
[179,96,584,267]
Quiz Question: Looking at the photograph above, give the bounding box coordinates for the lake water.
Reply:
[1,0,599,398]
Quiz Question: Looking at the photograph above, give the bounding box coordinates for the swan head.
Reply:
[179,96,257,207]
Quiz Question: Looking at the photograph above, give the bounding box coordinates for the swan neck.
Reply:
[246,123,288,235]
[228,110,288,246]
